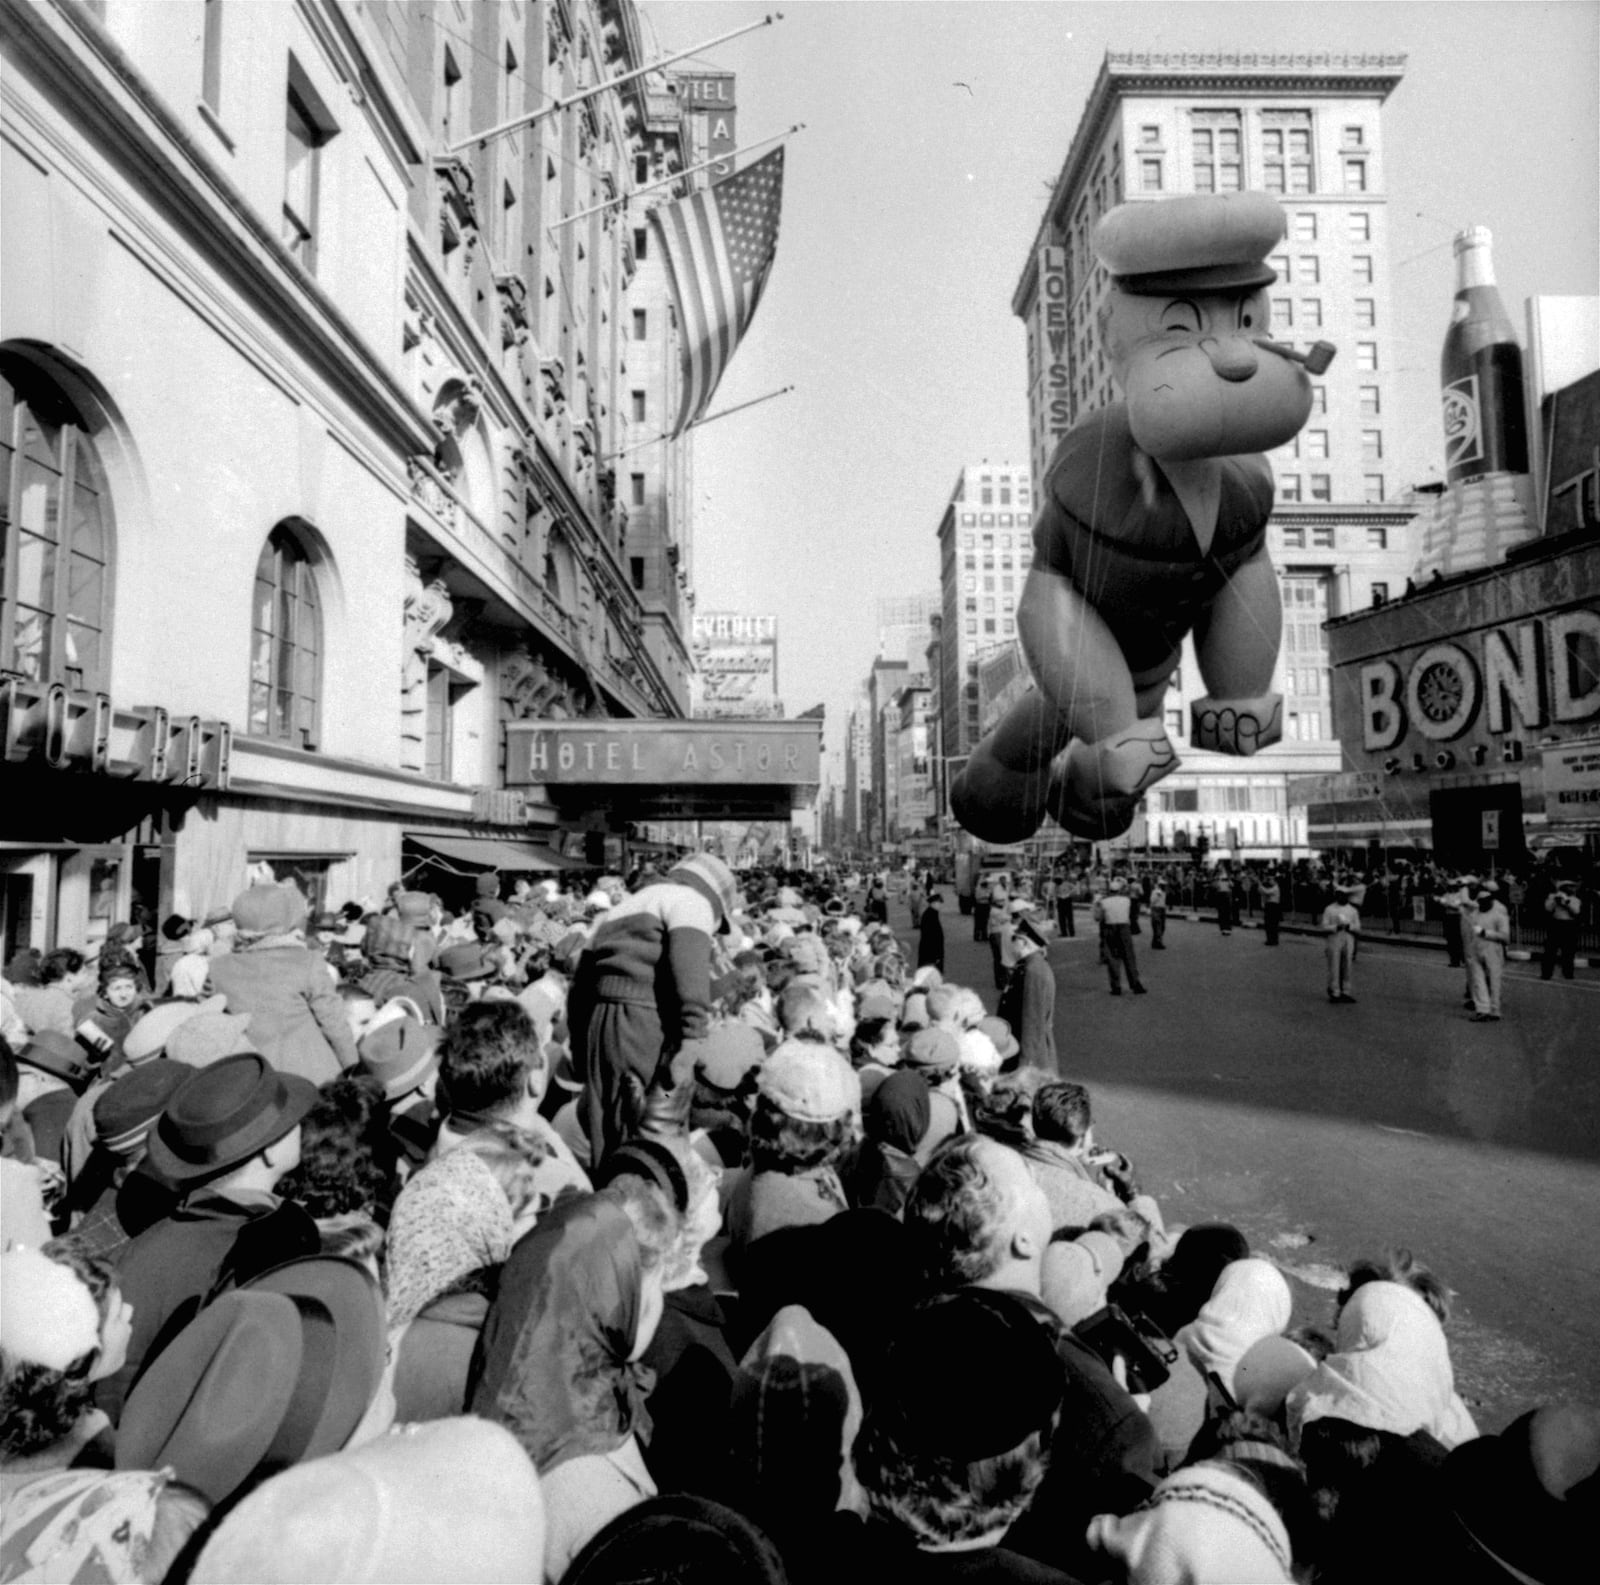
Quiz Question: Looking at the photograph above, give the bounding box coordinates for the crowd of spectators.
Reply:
[0,856,1591,1583]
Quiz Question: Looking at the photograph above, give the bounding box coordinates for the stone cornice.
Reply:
[2,0,435,460]
[1014,48,1408,315]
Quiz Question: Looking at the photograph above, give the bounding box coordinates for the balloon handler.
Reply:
[952,191,1334,841]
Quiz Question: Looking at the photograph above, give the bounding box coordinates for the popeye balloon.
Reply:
[951,191,1333,842]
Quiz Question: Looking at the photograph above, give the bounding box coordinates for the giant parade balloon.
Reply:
[951,190,1333,842]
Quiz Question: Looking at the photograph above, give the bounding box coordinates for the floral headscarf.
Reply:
[469,1194,654,1473]
[1286,1280,1478,1449]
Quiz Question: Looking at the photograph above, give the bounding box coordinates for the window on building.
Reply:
[1310,385,1327,414]
[1343,157,1368,192]
[1002,618,1015,635]
[984,619,996,634]
[1304,430,1329,459]
[1356,342,1378,371]
[1279,477,1302,505]
[1141,158,1163,190]
[1349,212,1371,242]
[631,389,646,422]
[1371,580,1389,605]
[1272,297,1293,327]
[201,0,224,112]
[632,310,647,340]
[1344,124,1365,147]
[634,153,649,184]
[1269,252,1291,282]
[283,74,332,271]
[1354,298,1376,328]
[440,46,461,142]
[1353,254,1374,284]
[630,472,645,506]
[1000,485,1011,504]
[1292,212,1317,241]
[250,524,322,748]
[1301,299,1323,328]
[964,598,977,613]
[633,227,647,260]
[1140,124,1161,144]
[1359,385,1381,417]
[424,661,465,782]
[1300,256,1320,284]
[1165,707,1185,737]
[965,619,977,635]
[629,556,645,590]
[0,355,115,692]
[1364,475,1386,504]
[1361,429,1383,461]
[1281,522,1306,547]
[1310,515,1333,538]
[1309,477,1332,504]
[981,487,993,505]
[1191,112,1242,192]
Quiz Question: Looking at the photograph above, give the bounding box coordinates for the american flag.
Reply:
[650,147,785,438]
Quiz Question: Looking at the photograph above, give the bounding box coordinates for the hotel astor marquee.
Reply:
[505,717,823,823]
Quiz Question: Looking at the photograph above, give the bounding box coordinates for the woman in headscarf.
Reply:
[1286,1279,1478,1452]
[850,1070,932,1218]
[1178,1257,1294,1406]
[470,1189,674,1582]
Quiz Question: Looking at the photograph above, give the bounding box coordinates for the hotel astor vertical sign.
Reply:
[505,719,821,787]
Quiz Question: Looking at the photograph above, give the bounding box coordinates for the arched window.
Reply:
[250,524,322,748]
[0,353,114,692]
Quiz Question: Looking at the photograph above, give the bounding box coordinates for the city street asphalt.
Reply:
[901,899,1600,1432]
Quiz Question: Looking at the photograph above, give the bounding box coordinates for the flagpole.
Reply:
[548,125,804,232]
[447,13,785,154]
[605,385,796,459]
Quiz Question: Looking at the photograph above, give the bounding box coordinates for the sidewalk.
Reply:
[1167,909,1600,967]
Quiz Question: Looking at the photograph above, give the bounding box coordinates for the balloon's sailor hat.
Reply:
[1095,191,1286,297]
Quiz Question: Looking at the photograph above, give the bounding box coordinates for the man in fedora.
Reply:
[99,1052,319,1423]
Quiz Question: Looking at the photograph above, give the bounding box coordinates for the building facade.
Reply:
[934,462,1034,772]
[0,0,711,955]
[1006,50,1421,857]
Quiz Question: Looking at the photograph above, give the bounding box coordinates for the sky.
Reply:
[643,1,1600,782]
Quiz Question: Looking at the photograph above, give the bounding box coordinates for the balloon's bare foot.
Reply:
[1046,722,1179,839]
[1190,693,1283,755]
[950,741,1052,845]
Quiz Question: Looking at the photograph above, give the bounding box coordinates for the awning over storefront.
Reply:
[407,834,583,872]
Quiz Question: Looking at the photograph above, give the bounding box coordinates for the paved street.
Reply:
[909,901,1600,1432]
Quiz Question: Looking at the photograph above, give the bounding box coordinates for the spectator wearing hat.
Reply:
[851,1287,1078,1581]
[1466,879,1512,1022]
[15,1028,97,1164]
[112,1255,385,1513]
[97,1052,320,1422]
[998,912,1058,1074]
[188,1415,546,1585]
[69,960,147,1071]
[1093,878,1147,996]
[0,1047,54,1251]
[360,914,446,1026]
[915,890,945,976]
[0,1244,134,1474]
[568,852,742,1163]
[725,1041,859,1259]
[852,1069,934,1217]
[1319,887,1362,1005]
[207,885,358,1085]
[356,1013,442,1171]
[56,1060,194,1263]
[905,1135,1160,1578]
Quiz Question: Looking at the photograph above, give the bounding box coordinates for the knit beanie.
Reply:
[1086,1461,1294,1584]
[667,853,741,930]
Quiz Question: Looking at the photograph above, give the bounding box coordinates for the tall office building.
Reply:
[934,463,1036,770]
[1008,51,1421,855]
[876,594,941,666]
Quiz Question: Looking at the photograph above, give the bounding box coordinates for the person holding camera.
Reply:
[1542,877,1584,982]
[1319,884,1361,1004]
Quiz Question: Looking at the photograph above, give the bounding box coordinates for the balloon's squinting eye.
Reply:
[1238,306,1256,330]
[1159,299,1202,334]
